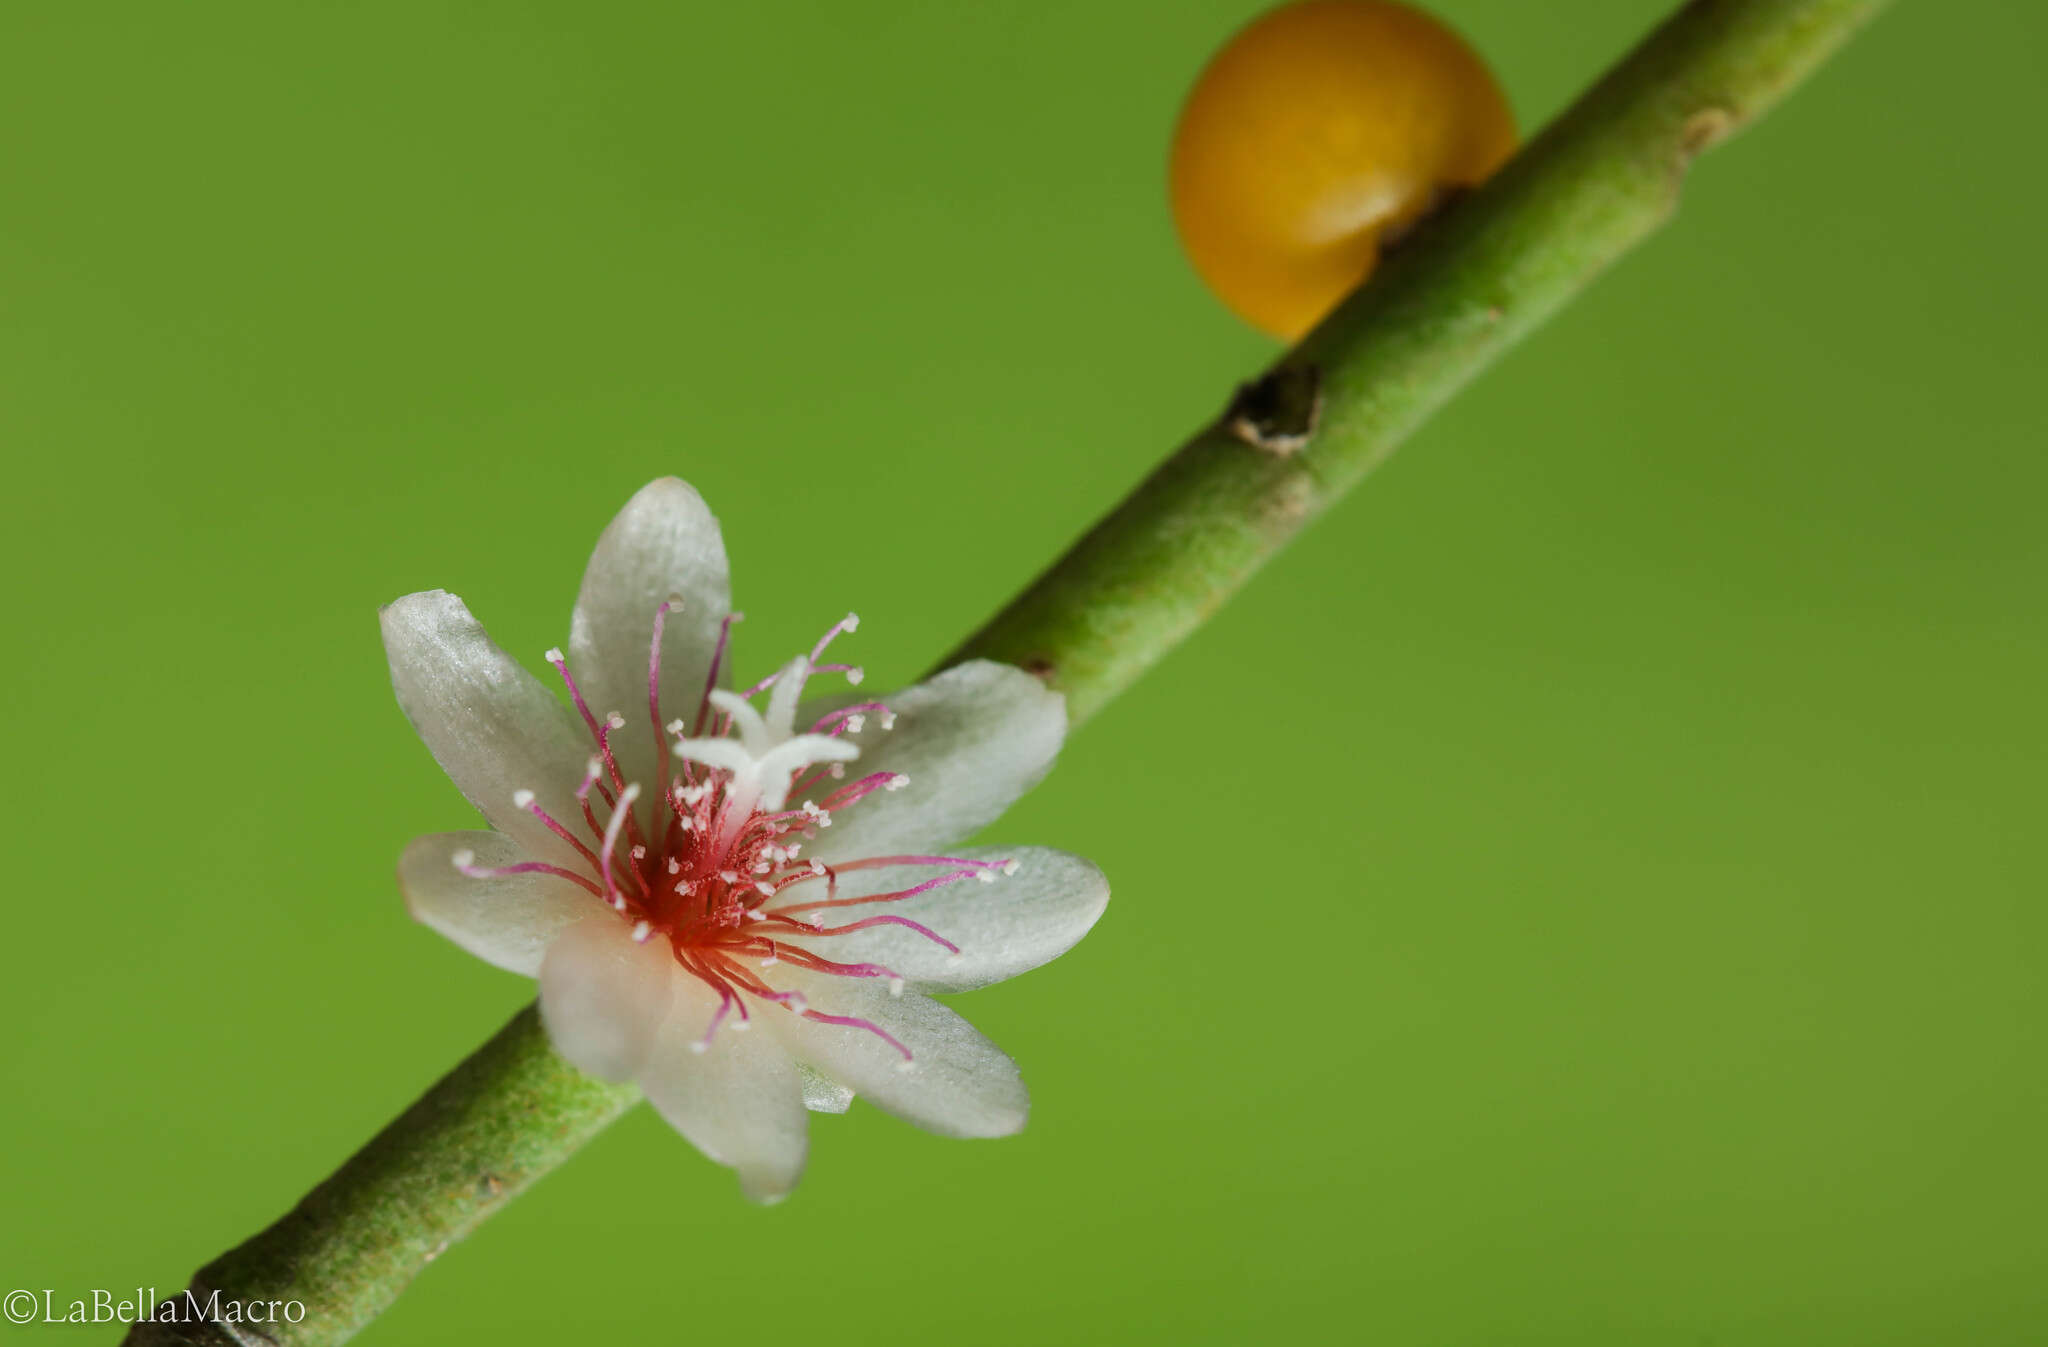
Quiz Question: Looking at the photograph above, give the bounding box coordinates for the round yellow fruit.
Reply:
[1170,0,1517,339]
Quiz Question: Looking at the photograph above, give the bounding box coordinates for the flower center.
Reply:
[456,603,1008,1062]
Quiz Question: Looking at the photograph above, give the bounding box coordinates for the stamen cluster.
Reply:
[454,606,1010,1061]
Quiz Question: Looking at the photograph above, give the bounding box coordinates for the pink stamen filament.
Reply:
[807,613,858,667]
[802,1011,912,1061]
[455,858,603,897]
[649,597,680,810]
[811,702,891,735]
[820,772,904,811]
[694,612,742,735]
[548,651,605,739]
[519,797,605,871]
[802,914,960,953]
[698,987,738,1050]
[829,854,1010,874]
[776,867,985,912]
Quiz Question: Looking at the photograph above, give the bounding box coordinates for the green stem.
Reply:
[124,2,1887,1342]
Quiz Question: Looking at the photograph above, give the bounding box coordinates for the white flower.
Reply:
[380,479,1109,1202]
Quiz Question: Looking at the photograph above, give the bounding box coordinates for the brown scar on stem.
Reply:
[1224,365,1322,455]
[1019,657,1057,683]
[1681,106,1737,158]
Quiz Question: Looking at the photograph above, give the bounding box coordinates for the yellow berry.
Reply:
[1169,0,1517,339]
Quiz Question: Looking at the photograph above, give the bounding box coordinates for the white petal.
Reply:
[782,846,1108,993]
[641,978,809,1203]
[798,1065,854,1114]
[381,591,594,868]
[537,915,674,1081]
[567,479,732,804]
[766,972,1028,1139]
[398,831,590,976]
[806,661,1065,865]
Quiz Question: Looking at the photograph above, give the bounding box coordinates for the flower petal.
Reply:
[798,1065,854,1114]
[784,847,1108,993]
[567,479,732,803]
[537,915,674,1081]
[641,980,809,1203]
[766,973,1028,1139]
[806,661,1065,865]
[380,590,594,869]
[398,831,590,976]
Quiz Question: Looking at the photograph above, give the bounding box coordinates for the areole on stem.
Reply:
[126,2,1890,1343]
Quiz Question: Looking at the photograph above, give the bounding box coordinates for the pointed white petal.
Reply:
[641,978,809,1204]
[754,734,859,812]
[762,655,809,740]
[398,831,590,976]
[537,915,674,1081]
[781,846,1108,993]
[567,478,733,802]
[706,688,771,754]
[766,972,1028,1139]
[670,734,757,776]
[380,591,594,868]
[807,661,1065,864]
[798,1064,854,1114]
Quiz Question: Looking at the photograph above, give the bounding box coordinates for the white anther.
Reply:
[544,647,565,664]
[753,862,772,874]
[754,881,775,897]
[976,870,996,884]
[605,712,626,730]
[888,977,905,997]
[675,879,696,896]
[843,613,859,632]
[512,789,536,808]
[630,920,651,943]
[845,667,865,686]
[631,846,646,861]
[744,908,767,921]
[845,714,866,734]
[584,756,603,779]
[667,858,680,874]
[809,860,826,876]
[1002,858,1020,876]
[719,870,739,883]
[677,817,695,833]
[879,711,897,730]
[666,718,688,734]
[886,774,910,791]
[760,955,779,968]
[451,849,476,869]
[828,762,846,778]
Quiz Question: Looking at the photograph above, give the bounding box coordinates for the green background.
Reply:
[3,1,2042,1342]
